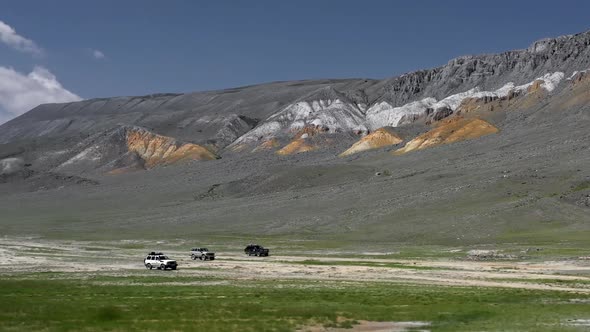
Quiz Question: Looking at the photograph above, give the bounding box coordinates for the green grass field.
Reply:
[1,273,589,331]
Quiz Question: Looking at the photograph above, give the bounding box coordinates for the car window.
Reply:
[147,256,151,260]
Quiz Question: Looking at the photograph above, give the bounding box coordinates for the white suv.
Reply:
[191,248,215,260]
[144,252,177,270]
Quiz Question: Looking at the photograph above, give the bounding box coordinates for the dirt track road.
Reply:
[2,238,590,293]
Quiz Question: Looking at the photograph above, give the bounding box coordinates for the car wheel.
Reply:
[146,263,152,270]
[191,255,196,260]
[160,264,166,270]
[202,255,206,261]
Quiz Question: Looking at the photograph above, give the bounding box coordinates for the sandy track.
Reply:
[1,238,590,293]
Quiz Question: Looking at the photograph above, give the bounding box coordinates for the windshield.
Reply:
[202,248,209,251]
[159,256,168,260]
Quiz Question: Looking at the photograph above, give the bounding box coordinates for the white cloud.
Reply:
[0,66,81,124]
[0,20,43,56]
[91,49,105,59]
[85,48,106,60]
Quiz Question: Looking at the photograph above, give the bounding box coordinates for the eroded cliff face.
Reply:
[376,32,590,107]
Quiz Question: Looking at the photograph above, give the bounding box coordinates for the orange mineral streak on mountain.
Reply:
[339,127,403,157]
[252,138,280,152]
[277,138,317,156]
[275,125,329,155]
[125,129,218,168]
[276,139,316,155]
[394,118,499,155]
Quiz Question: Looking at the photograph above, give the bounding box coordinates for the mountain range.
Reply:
[1,30,589,245]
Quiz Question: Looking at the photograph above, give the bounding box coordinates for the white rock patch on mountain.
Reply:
[231,87,367,145]
[365,72,565,130]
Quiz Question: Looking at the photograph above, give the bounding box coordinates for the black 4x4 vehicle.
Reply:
[244,244,269,257]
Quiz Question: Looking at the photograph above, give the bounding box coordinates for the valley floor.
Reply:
[2,237,590,331]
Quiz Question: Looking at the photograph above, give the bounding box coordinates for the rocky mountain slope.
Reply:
[0,30,589,245]
[56,126,219,175]
[2,32,589,167]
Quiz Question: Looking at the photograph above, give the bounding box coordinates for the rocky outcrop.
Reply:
[125,127,217,168]
[207,114,259,151]
[455,96,501,114]
[395,118,499,154]
[375,31,590,109]
[230,86,367,149]
[365,72,565,130]
[340,128,403,157]
[57,126,218,174]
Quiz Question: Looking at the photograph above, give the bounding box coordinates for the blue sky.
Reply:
[1,0,589,123]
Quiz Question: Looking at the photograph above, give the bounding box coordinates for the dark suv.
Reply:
[244,244,269,257]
